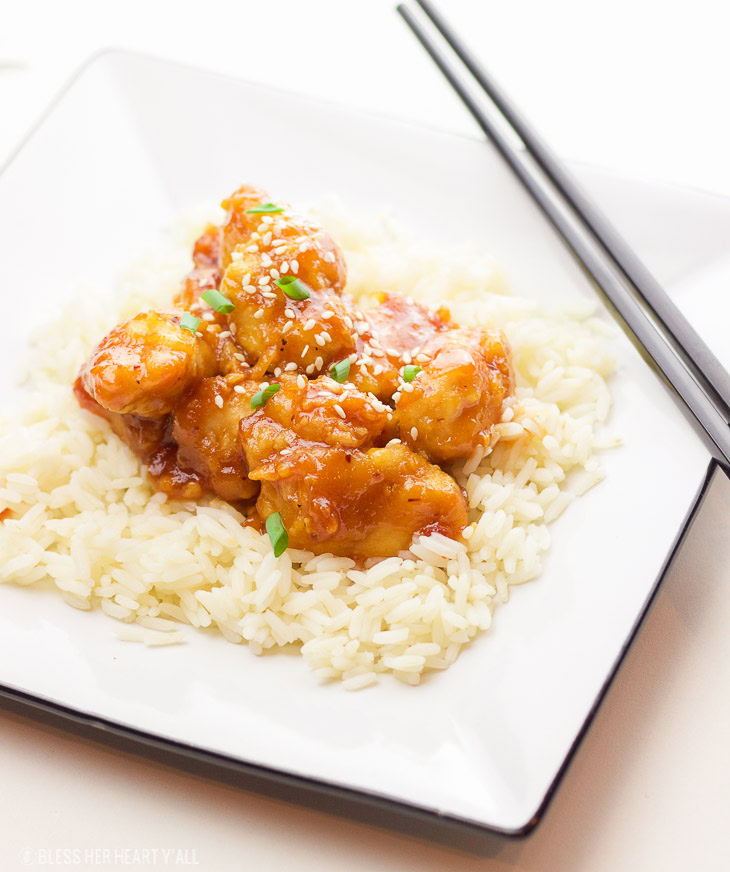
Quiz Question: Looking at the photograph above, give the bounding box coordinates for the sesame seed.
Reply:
[258,276,271,286]
[280,261,289,274]
[260,382,269,390]
[254,309,264,319]
[231,250,243,262]
[349,353,358,362]
[270,267,279,279]
[297,374,306,389]
[242,273,251,285]
[246,244,258,253]
[402,352,412,364]
[321,331,332,343]
[274,367,282,377]
[285,362,298,372]
[291,258,300,271]
[214,395,224,409]
[315,356,324,370]
[261,253,272,267]
[233,385,246,394]
[262,291,276,299]
[343,315,353,329]
[371,348,385,357]
[392,391,401,403]
[303,318,316,331]
[370,337,382,348]
[229,323,237,334]
[280,448,292,456]
[244,284,256,294]
[305,364,315,374]
[387,438,401,446]
[401,382,414,393]
[262,231,272,246]
[195,331,203,338]
[386,347,399,357]
[314,334,324,346]
[410,427,419,440]
[251,232,260,241]
[333,404,346,420]
[284,307,296,319]
[218,330,231,339]
[234,353,246,361]
[301,344,310,358]
[202,312,215,321]
[282,320,294,334]
[416,353,430,363]
[359,363,369,375]
[373,364,383,375]
[261,215,274,225]
[323,310,334,320]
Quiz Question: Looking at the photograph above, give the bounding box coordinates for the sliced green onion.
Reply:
[265,512,289,557]
[250,383,280,409]
[246,203,284,214]
[329,358,351,383]
[275,275,311,301]
[402,364,422,383]
[179,313,200,334]
[201,288,236,313]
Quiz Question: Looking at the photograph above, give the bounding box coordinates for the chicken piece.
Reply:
[241,374,389,453]
[220,184,346,293]
[171,374,260,502]
[349,292,451,400]
[174,224,222,309]
[394,327,513,463]
[220,257,356,377]
[245,435,467,559]
[239,377,464,557]
[80,311,217,418]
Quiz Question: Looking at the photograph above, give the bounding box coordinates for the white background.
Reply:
[2,1,730,869]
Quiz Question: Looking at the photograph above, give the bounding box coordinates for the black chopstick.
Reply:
[396,1,730,471]
[412,0,730,428]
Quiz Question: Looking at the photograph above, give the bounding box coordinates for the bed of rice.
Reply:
[0,201,617,689]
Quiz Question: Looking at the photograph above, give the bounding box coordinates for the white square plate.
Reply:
[0,52,719,837]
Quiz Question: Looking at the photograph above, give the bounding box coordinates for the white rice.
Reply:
[0,201,618,687]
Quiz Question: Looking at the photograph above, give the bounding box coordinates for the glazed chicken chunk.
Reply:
[171,374,260,502]
[80,310,216,418]
[240,377,467,558]
[394,327,513,462]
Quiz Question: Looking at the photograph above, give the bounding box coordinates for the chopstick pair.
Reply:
[397,0,730,472]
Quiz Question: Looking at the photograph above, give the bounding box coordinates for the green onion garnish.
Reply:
[250,383,280,409]
[329,358,351,383]
[275,276,311,301]
[402,364,422,383]
[265,512,289,557]
[179,313,200,334]
[246,203,284,214]
[201,288,236,313]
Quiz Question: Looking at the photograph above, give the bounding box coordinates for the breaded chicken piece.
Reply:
[349,292,451,401]
[80,311,217,418]
[219,184,346,292]
[239,376,465,557]
[394,327,513,463]
[220,257,356,377]
[171,374,261,502]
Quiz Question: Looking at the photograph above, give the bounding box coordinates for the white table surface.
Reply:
[2,1,730,869]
